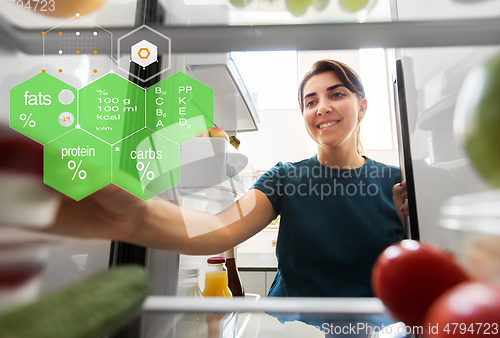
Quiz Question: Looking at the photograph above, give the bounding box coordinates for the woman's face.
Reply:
[302,71,366,150]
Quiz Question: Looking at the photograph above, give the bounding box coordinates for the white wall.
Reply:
[234,49,400,172]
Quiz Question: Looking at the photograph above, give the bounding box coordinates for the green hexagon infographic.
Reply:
[146,71,214,144]
[11,69,218,201]
[10,72,77,144]
[44,128,111,201]
[112,128,180,200]
[79,73,146,144]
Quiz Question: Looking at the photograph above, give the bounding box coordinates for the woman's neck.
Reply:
[317,145,365,169]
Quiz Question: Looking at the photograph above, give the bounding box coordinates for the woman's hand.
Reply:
[39,185,277,255]
[393,181,409,228]
[42,184,147,242]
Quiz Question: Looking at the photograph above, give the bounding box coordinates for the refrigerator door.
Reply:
[394,0,500,249]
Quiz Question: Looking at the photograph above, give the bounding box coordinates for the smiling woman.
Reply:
[299,60,367,165]
[250,59,408,299]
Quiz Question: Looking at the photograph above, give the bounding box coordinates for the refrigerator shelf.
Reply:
[1,16,500,55]
[440,190,500,236]
[141,296,386,315]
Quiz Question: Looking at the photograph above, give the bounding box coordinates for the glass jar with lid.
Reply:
[177,268,203,298]
[175,268,208,338]
[202,257,232,297]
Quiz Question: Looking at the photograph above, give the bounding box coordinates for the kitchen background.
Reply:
[228,47,400,296]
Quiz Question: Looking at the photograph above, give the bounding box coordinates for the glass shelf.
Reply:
[137,296,404,338]
[1,0,500,29]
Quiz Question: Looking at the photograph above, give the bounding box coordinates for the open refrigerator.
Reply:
[1,0,500,337]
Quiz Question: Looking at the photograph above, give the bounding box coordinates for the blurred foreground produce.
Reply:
[339,0,369,12]
[286,0,312,16]
[454,52,500,189]
[0,138,43,175]
[0,265,149,338]
[423,282,500,338]
[20,0,108,18]
[372,240,469,327]
[229,0,253,7]
[312,0,330,11]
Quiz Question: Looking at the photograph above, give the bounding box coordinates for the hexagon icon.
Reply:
[112,128,180,200]
[10,72,77,144]
[131,40,157,68]
[117,25,171,83]
[146,71,214,144]
[44,128,111,201]
[42,23,112,79]
[78,73,146,144]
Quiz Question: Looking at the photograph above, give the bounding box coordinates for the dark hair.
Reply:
[298,59,365,113]
[298,60,366,155]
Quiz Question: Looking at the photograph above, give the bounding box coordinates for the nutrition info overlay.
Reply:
[9,14,214,201]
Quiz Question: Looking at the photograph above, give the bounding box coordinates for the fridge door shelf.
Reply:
[179,137,248,191]
[439,190,500,283]
[177,179,246,202]
[186,55,259,133]
[440,190,500,235]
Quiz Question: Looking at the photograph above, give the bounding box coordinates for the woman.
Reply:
[48,60,409,298]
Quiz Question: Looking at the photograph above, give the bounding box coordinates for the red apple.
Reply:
[372,240,470,327]
[423,282,500,338]
[196,127,229,141]
[196,130,210,138]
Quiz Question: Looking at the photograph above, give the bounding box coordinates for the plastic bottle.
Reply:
[202,257,232,297]
[174,268,208,338]
[224,247,245,297]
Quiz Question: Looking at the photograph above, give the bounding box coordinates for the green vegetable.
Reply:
[0,265,149,338]
[455,53,500,188]
[229,0,253,7]
[286,0,312,16]
[339,0,369,12]
[312,0,329,11]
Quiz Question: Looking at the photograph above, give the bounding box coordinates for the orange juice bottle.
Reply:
[202,257,232,297]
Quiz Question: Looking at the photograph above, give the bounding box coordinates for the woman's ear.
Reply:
[358,98,367,121]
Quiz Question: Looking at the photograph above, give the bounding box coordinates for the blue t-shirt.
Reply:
[252,155,404,298]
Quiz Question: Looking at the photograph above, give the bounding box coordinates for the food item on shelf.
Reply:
[0,138,43,176]
[229,135,241,150]
[20,0,107,18]
[463,233,500,283]
[175,269,208,337]
[285,0,312,16]
[423,282,500,338]
[454,53,500,189]
[196,127,229,142]
[202,257,232,297]
[372,240,469,327]
[225,248,245,297]
[229,0,253,7]
[312,0,330,11]
[339,0,369,12]
[0,138,59,228]
[0,265,149,338]
[0,263,42,290]
[202,258,232,337]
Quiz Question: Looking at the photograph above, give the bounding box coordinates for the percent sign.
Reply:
[19,113,36,128]
[136,161,154,181]
[68,160,87,180]
[96,89,108,95]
